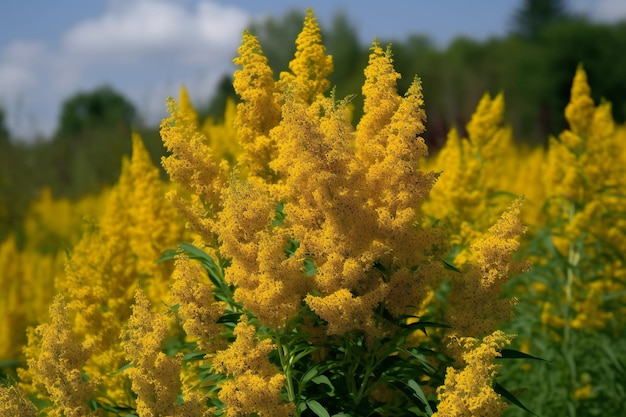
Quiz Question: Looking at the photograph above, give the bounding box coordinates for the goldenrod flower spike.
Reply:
[445,198,528,339]
[434,331,513,417]
[161,97,228,214]
[365,77,435,228]
[278,8,333,103]
[355,41,402,164]
[0,385,37,417]
[466,92,505,150]
[121,290,184,417]
[127,132,183,304]
[26,295,97,417]
[169,255,227,353]
[564,65,595,135]
[233,30,281,179]
[178,85,199,128]
[202,97,242,165]
[213,316,295,417]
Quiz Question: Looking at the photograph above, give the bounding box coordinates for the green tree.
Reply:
[511,0,569,39]
[0,108,9,145]
[248,10,304,75]
[57,85,136,139]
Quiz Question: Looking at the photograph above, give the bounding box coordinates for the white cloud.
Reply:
[570,0,626,22]
[591,0,626,22]
[0,0,250,140]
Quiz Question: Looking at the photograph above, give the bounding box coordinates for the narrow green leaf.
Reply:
[311,375,334,390]
[182,351,207,362]
[156,248,178,263]
[0,359,20,368]
[112,362,135,375]
[407,379,434,414]
[497,349,547,362]
[442,259,461,273]
[494,382,538,416]
[301,367,318,384]
[307,399,330,417]
[217,313,242,324]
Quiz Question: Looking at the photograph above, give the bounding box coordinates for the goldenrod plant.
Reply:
[499,66,626,416]
[10,8,618,417]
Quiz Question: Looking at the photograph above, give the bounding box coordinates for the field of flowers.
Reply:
[1,10,625,417]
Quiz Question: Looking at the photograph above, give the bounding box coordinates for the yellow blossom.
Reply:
[277,8,333,103]
[26,294,97,417]
[233,30,281,180]
[564,65,595,135]
[213,316,294,416]
[121,289,190,417]
[446,199,528,340]
[202,97,242,165]
[0,384,37,417]
[179,85,200,128]
[434,330,513,417]
[169,255,227,352]
[161,95,229,239]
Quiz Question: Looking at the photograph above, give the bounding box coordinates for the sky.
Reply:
[1,0,625,141]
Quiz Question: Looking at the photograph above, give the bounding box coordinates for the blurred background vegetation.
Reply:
[1,0,625,243]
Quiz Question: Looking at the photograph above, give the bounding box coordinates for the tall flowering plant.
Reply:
[1,9,531,417]
[158,9,528,416]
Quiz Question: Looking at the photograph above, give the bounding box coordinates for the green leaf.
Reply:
[497,349,547,362]
[307,399,330,417]
[112,362,135,375]
[407,379,434,415]
[311,375,334,390]
[156,248,178,263]
[273,202,286,226]
[217,313,242,325]
[182,351,207,362]
[301,367,318,384]
[494,382,538,416]
[0,359,20,369]
[442,259,461,273]
[303,258,317,276]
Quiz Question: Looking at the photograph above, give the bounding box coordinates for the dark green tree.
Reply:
[200,74,236,122]
[511,0,569,39]
[57,85,136,139]
[248,10,304,76]
[0,107,9,145]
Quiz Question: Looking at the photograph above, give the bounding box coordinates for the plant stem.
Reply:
[275,335,297,408]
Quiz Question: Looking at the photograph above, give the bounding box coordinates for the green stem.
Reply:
[563,203,581,417]
[275,335,297,407]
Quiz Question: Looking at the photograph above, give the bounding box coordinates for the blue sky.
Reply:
[1,0,624,140]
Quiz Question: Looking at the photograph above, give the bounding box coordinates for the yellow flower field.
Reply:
[1,9,624,417]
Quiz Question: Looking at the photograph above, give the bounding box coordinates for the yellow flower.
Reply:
[202,97,242,165]
[233,30,281,180]
[573,384,593,400]
[277,8,333,103]
[446,199,528,339]
[179,85,200,128]
[213,316,294,416]
[0,385,37,417]
[426,92,517,266]
[169,255,227,352]
[121,290,185,417]
[564,65,595,135]
[161,95,229,238]
[26,294,97,417]
[434,330,513,417]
